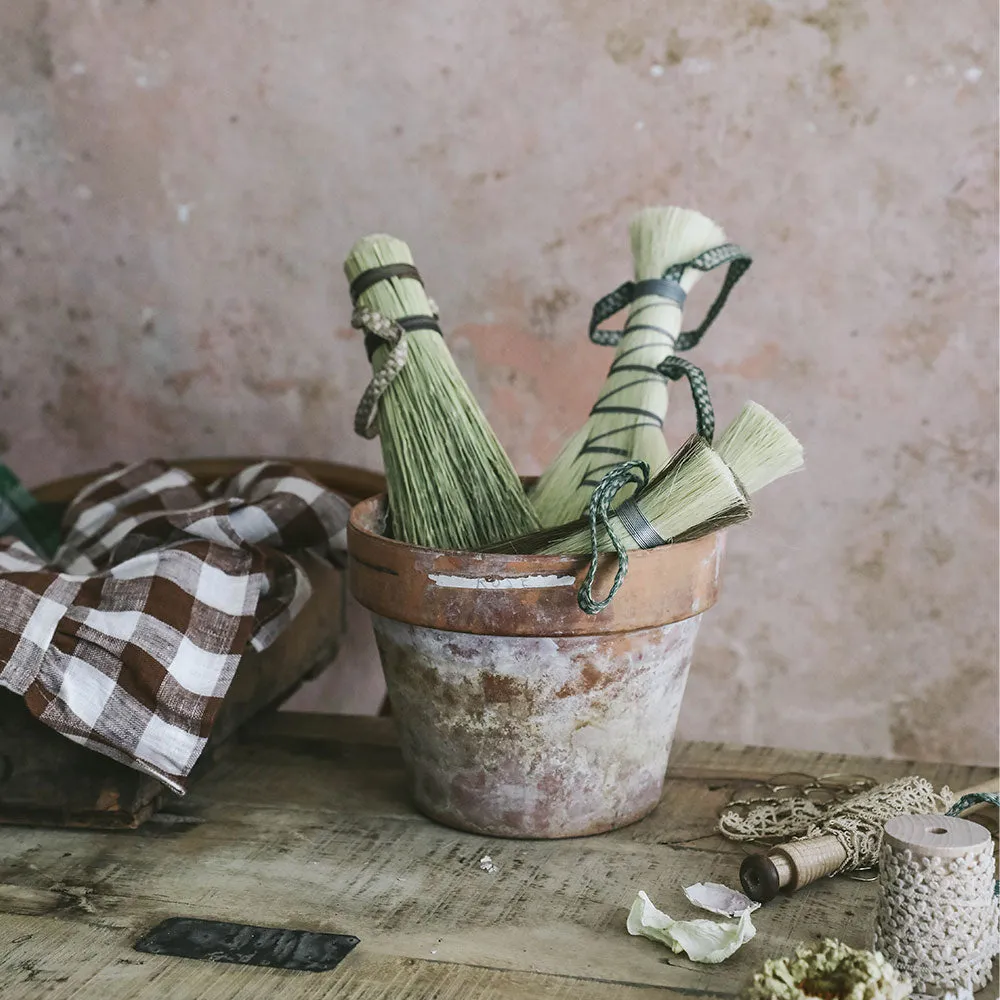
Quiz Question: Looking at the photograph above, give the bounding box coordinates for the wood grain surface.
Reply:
[0,713,995,999]
[0,554,347,829]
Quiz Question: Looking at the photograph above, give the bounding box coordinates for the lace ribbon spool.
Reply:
[874,813,999,997]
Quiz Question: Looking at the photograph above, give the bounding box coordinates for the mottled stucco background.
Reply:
[1,1,996,764]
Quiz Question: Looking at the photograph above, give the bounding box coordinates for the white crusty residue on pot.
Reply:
[428,573,575,590]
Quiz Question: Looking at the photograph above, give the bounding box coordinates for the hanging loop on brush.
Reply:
[656,357,715,443]
[665,243,752,351]
[589,278,686,347]
[351,306,409,438]
[577,460,649,615]
[349,263,443,361]
[588,244,752,349]
[349,262,443,439]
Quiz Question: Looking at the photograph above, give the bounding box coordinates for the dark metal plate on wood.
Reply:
[134,917,360,972]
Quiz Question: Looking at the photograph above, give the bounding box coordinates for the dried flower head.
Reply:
[743,939,911,1000]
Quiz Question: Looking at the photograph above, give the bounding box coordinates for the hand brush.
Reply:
[615,402,802,547]
[344,234,540,550]
[529,206,748,527]
[488,403,801,608]
[488,435,751,556]
[592,400,804,548]
[714,401,804,494]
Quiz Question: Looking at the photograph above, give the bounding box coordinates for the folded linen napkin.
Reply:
[0,460,351,793]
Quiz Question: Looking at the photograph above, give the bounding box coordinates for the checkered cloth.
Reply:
[0,460,350,793]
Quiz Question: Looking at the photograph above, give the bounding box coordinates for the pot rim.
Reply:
[346,493,726,637]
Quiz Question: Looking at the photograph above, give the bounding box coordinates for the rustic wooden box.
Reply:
[0,458,384,829]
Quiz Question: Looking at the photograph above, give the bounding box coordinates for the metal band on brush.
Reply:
[349,263,424,303]
[364,315,441,360]
[615,498,665,549]
[589,277,687,346]
[632,277,686,308]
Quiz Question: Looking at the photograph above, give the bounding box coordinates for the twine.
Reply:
[875,830,999,995]
[349,258,442,439]
[720,776,943,874]
[577,460,649,615]
[812,778,944,875]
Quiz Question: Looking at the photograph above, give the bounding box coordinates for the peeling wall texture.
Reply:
[1,1,996,763]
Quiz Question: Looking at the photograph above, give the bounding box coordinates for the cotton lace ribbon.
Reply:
[719,775,946,874]
[876,813,999,995]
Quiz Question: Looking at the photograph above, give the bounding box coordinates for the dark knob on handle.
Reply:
[740,852,781,903]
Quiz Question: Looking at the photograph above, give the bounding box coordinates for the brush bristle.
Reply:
[630,207,727,283]
[530,205,731,528]
[498,436,750,555]
[342,233,539,550]
[344,234,431,319]
[715,401,804,494]
[631,435,750,544]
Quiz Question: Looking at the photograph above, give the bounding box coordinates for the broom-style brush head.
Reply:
[630,206,728,285]
[529,206,732,528]
[341,233,540,551]
[715,401,804,494]
[494,435,751,555]
[344,234,433,321]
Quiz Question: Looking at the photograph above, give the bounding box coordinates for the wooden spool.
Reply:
[877,813,996,995]
[883,812,992,860]
[741,835,847,903]
[740,780,999,904]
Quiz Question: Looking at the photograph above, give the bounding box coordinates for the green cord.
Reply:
[577,460,649,615]
[946,792,1000,896]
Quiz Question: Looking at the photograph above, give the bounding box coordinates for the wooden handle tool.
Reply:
[740,835,847,903]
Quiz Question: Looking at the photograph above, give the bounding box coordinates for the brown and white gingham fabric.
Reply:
[0,460,350,794]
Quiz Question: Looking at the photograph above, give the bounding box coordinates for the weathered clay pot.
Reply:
[348,494,724,839]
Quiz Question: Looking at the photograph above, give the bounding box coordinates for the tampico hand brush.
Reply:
[493,435,752,613]
[344,234,540,550]
[714,401,803,494]
[490,435,751,557]
[609,402,802,550]
[529,206,751,527]
[575,400,804,549]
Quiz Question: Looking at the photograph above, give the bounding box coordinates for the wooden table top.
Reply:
[0,713,995,999]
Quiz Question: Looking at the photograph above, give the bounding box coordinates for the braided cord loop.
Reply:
[656,357,715,443]
[577,460,649,615]
[351,306,409,439]
[588,243,752,349]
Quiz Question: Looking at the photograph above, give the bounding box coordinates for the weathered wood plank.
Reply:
[0,913,690,1000]
[0,714,995,998]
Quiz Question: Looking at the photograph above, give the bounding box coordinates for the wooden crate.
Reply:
[0,459,385,829]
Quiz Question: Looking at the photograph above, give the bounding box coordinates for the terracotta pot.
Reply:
[348,494,725,839]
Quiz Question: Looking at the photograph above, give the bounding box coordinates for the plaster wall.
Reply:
[1,0,996,763]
